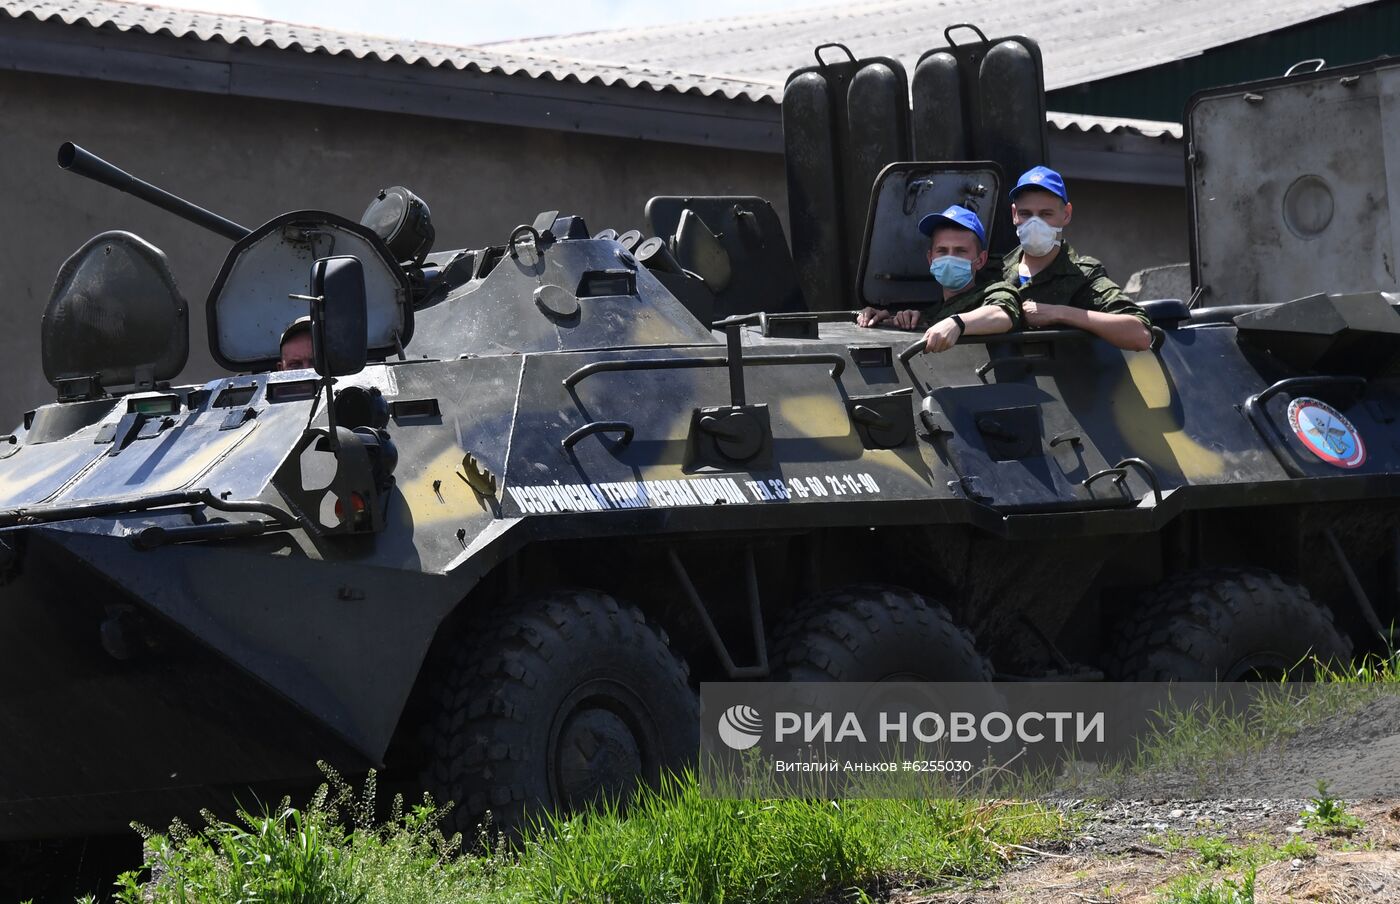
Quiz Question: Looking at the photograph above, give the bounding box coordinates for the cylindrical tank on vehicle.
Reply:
[979,40,1044,252]
[844,62,909,279]
[912,52,968,161]
[783,71,846,311]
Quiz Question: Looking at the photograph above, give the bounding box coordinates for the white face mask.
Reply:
[1016,216,1062,257]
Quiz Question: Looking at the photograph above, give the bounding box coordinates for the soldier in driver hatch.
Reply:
[1002,166,1153,351]
[278,316,315,371]
[856,204,1021,354]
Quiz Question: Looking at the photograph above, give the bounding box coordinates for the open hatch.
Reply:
[206,211,411,371]
[854,161,1003,310]
[42,231,188,400]
[1187,58,1400,305]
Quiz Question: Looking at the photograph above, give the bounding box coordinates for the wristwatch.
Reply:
[950,314,966,338]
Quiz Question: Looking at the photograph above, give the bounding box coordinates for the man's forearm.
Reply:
[1056,306,1152,351]
[958,306,1013,336]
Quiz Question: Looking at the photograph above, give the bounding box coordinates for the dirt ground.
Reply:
[885,692,1400,902]
[886,799,1400,903]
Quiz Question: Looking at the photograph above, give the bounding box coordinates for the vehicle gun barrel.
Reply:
[57,142,251,242]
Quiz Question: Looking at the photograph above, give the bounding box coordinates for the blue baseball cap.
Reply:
[917,204,986,245]
[1010,165,1069,202]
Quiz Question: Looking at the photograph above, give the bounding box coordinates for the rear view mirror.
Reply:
[309,256,368,377]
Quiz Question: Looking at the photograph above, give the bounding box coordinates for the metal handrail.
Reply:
[712,311,860,329]
[563,352,845,390]
[561,421,635,451]
[0,488,314,536]
[898,325,1162,365]
[1082,458,1165,507]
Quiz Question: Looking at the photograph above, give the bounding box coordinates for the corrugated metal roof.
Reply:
[0,0,781,101]
[1049,111,1181,140]
[0,0,1186,140]
[489,0,1377,93]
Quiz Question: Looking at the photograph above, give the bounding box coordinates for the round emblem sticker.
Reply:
[1287,397,1366,468]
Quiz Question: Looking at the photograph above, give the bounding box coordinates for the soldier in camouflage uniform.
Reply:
[1002,166,1153,352]
[858,204,1022,354]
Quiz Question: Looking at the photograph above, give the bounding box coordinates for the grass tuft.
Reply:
[521,771,1062,903]
[1156,868,1256,904]
[1300,780,1365,836]
[105,764,1064,904]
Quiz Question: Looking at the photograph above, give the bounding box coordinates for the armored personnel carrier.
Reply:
[1,29,1397,844]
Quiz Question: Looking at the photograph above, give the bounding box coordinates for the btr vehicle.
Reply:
[0,30,1396,846]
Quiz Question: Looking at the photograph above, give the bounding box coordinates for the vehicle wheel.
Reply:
[0,842,48,903]
[771,584,993,681]
[0,838,136,902]
[423,589,699,840]
[1107,568,1353,680]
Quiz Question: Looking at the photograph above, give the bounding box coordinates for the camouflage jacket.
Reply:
[1002,243,1150,329]
[909,279,1024,330]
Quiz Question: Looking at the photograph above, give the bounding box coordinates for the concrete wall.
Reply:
[0,68,1187,420]
[1060,179,1189,281]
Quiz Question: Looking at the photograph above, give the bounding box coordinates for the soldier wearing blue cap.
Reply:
[856,204,1021,354]
[1003,166,1153,352]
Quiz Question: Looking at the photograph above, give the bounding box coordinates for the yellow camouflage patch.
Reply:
[1118,350,1225,479]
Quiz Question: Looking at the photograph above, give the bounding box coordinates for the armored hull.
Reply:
[1,282,1396,837]
[6,39,1400,841]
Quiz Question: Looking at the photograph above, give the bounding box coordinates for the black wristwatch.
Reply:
[950,314,966,338]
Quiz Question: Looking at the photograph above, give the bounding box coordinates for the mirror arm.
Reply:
[321,378,339,451]
[315,349,340,453]
[289,291,339,451]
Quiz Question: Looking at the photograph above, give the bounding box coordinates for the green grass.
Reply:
[1300,780,1365,836]
[1132,684,1368,779]
[1312,644,1400,684]
[110,768,518,904]
[1119,647,1400,792]
[48,647,1400,904]
[1140,802,1345,904]
[1134,650,1400,904]
[94,764,1065,904]
[1179,833,1315,871]
[1277,836,1318,860]
[1155,869,1256,904]
[1187,835,1237,870]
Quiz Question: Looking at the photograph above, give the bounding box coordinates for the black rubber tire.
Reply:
[423,589,699,840]
[771,584,993,681]
[1107,568,1354,681]
[0,837,138,902]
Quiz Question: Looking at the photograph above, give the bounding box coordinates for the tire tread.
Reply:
[422,589,696,837]
[1106,567,1352,680]
[772,583,992,682]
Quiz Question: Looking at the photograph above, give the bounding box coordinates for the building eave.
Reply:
[0,13,1184,185]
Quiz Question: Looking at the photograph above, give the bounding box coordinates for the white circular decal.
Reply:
[1287,397,1366,468]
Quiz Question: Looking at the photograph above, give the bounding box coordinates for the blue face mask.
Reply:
[929,255,974,290]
